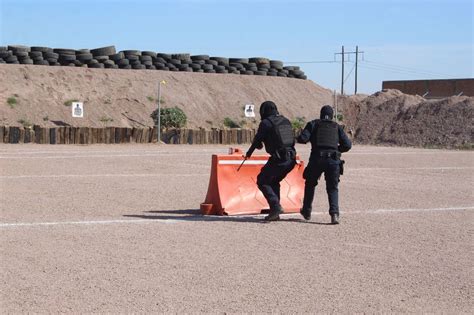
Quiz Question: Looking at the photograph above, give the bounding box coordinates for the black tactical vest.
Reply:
[266,115,295,154]
[314,120,339,150]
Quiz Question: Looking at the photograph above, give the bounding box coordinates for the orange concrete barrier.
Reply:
[200,148,305,215]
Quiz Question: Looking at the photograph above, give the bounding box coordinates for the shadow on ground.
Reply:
[123,209,333,225]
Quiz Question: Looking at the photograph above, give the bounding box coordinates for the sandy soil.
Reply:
[341,89,474,148]
[1,144,473,313]
[0,64,333,129]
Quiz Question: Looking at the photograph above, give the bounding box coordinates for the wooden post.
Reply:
[74,127,80,144]
[4,127,10,143]
[67,127,72,144]
[23,128,30,143]
[126,128,132,143]
[148,127,153,143]
[110,127,115,144]
[96,128,101,144]
[138,128,143,143]
[91,128,97,144]
[195,129,200,144]
[132,128,137,143]
[56,127,61,144]
[143,128,150,143]
[9,127,20,143]
[89,127,93,144]
[78,128,83,144]
[178,129,183,144]
[137,128,142,143]
[65,127,70,144]
[114,128,120,144]
[60,127,64,144]
[49,128,56,144]
[19,128,25,143]
[104,127,109,144]
[72,127,76,144]
[43,127,50,144]
[188,129,193,144]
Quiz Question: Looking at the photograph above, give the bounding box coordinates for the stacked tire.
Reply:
[0,45,307,79]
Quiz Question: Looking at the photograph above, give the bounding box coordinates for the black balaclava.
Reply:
[259,101,279,119]
[320,105,334,120]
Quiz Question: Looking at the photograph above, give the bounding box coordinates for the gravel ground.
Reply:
[1,144,473,313]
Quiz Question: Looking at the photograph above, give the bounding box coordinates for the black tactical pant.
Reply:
[257,156,296,211]
[302,155,341,215]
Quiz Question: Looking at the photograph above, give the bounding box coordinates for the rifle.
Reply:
[237,157,247,172]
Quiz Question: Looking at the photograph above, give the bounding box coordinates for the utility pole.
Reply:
[341,46,344,95]
[335,46,364,95]
[355,45,359,94]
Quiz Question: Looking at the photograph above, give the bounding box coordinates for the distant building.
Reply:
[382,78,473,98]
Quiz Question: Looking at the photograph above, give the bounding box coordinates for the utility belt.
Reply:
[271,147,296,161]
[317,150,341,159]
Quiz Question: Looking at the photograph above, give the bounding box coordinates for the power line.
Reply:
[359,62,448,78]
[358,63,439,77]
[357,63,414,75]
[363,60,455,78]
[285,60,337,64]
[361,62,446,77]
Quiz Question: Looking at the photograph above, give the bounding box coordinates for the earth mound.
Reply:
[341,89,473,149]
[0,64,332,129]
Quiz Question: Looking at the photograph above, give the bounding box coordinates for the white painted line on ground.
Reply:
[0,218,179,228]
[219,160,266,165]
[219,160,302,165]
[0,149,222,155]
[0,173,209,179]
[1,150,472,159]
[2,166,471,180]
[0,153,216,159]
[1,206,472,228]
[350,167,474,171]
[0,150,225,157]
[363,206,474,214]
[234,206,474,217]
[347,151,473,155]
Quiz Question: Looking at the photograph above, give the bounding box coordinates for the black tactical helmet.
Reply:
[260,101,279,119]
[320,105,334,120]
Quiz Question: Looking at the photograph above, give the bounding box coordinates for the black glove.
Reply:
[245,150,252,159]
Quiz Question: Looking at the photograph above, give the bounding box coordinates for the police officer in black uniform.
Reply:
[297,105,352,224]
[246,101,297,221]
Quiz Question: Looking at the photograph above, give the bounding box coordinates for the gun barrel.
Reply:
[237,158,247,172]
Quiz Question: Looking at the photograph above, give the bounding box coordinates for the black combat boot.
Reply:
[265,205,282,221]
[300,207,312,220]
[330,213,340,225]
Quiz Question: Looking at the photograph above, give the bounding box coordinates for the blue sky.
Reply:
[0,0,472,94]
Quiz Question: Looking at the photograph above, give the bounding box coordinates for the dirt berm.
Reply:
[1,65,472,149]
[341,89,473,149]
[0,64,332,129]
